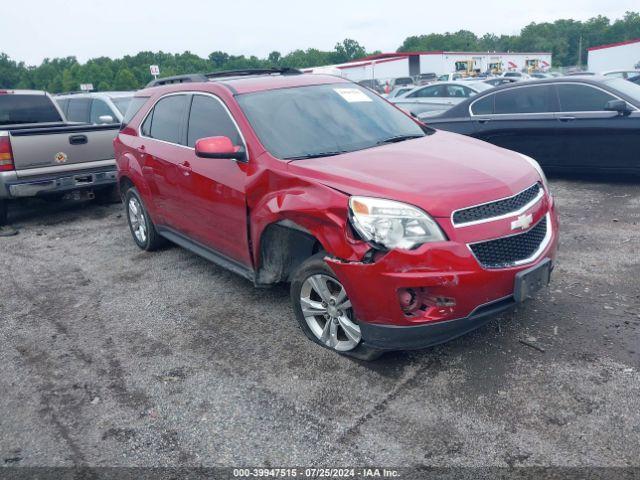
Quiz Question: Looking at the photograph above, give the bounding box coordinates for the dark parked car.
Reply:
[426,77,640,174]
[484,77,519,87]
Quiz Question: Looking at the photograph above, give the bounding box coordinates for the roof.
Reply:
[356,51,553,61]
[588,38,640,52]
[140,73,350,96]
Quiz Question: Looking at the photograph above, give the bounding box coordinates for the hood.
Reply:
[286,130,540,218]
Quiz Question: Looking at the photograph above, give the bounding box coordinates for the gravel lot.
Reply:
[0,177,639,468]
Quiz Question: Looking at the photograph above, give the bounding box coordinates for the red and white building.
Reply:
[305,51,552,82]
[588,39,640,72]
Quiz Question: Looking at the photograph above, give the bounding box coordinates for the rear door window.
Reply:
[147,95,189,144]
[66,98,92,123]
[494,85,557,114]
[186,95,241,148]
[557,84,617,112]
[0,94,63,125]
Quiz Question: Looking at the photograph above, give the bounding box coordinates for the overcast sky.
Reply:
[4,0,638,65]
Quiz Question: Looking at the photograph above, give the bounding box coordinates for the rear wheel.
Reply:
[124,187,164,251]
[290,253,383,360]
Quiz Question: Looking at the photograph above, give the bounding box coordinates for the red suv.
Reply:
[115,69,559,360]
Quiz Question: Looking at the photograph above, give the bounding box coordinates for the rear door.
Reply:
[554,83,640,172]
[138,93,191,230]
[178,93,251,267]
[471,84,562,168]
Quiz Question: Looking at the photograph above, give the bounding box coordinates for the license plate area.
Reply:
[514,258,551,303]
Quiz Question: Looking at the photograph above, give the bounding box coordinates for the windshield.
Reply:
[0,94,62,125]
[112,96,133,115]
[237,83,426,160]
[604,78,640,105]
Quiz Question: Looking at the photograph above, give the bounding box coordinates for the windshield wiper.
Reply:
[376,134,424,145]
[284,151,349,160]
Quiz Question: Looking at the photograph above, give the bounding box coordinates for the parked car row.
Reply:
[2,66,637,359]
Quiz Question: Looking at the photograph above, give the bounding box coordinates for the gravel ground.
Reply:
[0,177,638,468]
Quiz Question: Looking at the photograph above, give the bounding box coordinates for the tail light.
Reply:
[0,135,15,171]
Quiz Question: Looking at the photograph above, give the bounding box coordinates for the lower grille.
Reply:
[469,216,548,269]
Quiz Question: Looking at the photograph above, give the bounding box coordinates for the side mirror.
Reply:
[195,136,246,161]
[98,115,115,124]
[605,99,632,115]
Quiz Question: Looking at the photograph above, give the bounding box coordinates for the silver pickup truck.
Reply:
[0,90,121,225]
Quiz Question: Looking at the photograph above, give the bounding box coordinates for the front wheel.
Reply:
[290,253,383,361]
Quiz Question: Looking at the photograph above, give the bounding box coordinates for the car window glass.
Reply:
[494,85,556,114]
[557,84,617,112]
[90,99,114,123]
[446,85,471,98]
[56,99,69,117]
[148,95,189,144]
[66,98,91,123]
[409,86,443,98]
[187,95,241,148]
[471,94,494,115]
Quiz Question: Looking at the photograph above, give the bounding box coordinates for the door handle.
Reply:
[477,118,491,124]
[177,161,192,175]
[558,116,576,122]
[69,134,88,145]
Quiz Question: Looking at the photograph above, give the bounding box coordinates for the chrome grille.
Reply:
[453,183,542,226]
[469,216,548,269]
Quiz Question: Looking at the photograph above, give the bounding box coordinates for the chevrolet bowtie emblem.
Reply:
[511,213,533,231]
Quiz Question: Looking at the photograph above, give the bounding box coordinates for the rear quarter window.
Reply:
[471,94,494,115]
[121,96,149,129]
[0,94,63,125]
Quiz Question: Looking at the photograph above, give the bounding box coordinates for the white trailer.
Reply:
[588,39,640,72]
[308,51,552,81]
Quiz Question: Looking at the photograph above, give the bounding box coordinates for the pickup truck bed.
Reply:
[0,123,120,224]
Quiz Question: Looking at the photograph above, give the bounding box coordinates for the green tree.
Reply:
[113,68,139,90]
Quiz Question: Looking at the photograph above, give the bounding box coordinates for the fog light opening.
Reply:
[399,288,457,317]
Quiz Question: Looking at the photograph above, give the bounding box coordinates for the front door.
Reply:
[554,83,640,172]
[178,93,252,268]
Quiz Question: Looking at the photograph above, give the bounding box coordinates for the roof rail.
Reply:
[204,67,303,79]
[145,68,303,88]
[146,74,209,88]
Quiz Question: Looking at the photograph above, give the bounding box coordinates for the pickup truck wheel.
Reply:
[124,188,163,251]
[290,252,383,361]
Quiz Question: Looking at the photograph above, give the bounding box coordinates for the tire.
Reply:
[95,185,122,205]
[290,252,383,361]
[124,187,164,251]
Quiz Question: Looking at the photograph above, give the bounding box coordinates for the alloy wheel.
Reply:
[299,274,361,351]
[128,196,147,244]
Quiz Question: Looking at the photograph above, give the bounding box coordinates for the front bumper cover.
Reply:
[358,296,516,350]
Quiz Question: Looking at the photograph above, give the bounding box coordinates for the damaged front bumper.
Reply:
[326,210,559,351]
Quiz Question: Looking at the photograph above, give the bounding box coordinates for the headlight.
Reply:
[349,196,446,250]
[519,153,549,191]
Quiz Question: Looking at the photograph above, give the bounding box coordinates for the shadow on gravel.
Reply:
[6,197,120,227]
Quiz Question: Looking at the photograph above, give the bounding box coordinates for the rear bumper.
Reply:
[0,162,117,199]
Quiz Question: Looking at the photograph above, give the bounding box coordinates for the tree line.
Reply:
[1,12,639,93]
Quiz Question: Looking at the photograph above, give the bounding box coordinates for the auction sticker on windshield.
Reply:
[334,88,372,103]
